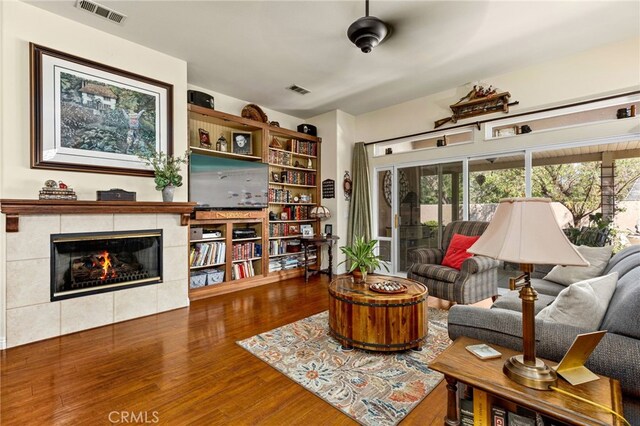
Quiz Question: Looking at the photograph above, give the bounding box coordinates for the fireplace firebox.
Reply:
[51,230,163,301]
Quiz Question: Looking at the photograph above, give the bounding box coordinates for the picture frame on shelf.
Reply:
[280,212,289,220]
[288,225,299,235]
[198,128,211,149]
[324,224,333,236]
[231,131,252,155]
[301,224,314,237]
[271,172,280,183]
[30,43,173,177]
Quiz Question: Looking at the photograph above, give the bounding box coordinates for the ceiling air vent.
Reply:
[287,85,311,95]
[75,0,127,25]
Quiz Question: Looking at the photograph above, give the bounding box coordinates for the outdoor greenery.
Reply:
[138,151,188,190]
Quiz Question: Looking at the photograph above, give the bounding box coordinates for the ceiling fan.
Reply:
[347,0,392,53]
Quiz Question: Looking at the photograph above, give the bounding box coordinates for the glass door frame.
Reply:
[372,166,395,275]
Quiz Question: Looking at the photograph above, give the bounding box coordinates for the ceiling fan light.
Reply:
[347,16,390,53]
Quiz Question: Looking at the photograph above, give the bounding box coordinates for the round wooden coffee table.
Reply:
[328,275,429,352]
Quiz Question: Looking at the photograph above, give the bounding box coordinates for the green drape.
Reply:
[347,142,372,248]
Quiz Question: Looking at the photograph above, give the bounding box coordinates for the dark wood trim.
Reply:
[0,199,196,232]
[365,90,640,146]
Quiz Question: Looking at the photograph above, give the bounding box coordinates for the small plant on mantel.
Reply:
[138,150,188,202]
[338,235,389,282]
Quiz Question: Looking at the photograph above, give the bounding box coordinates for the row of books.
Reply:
[268,150,292,166]
[280,170,316,186]
[281,205,310,220]
[268,253,317,272]
[190,242,226,267]
[268,188,294,203]
[291,140,317,156]
[269,223,299,237]
[232,261,256,279]
[232,242,262,261]
[269,239,312,255]
[462,388,569,426]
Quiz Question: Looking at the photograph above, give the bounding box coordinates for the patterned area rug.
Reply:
[237,308,451,426]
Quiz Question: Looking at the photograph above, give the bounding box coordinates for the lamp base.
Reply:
[503,355,558,390]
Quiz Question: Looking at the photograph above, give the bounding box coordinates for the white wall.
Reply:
[188,84,303,131]
[358,37,640,167]
[0,0,190,348]
[308,109,356,273]
[1,0,189,202]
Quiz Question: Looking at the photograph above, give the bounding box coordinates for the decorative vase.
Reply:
[162,185,175,202]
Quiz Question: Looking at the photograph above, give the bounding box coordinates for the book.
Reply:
[491,406,507,426]
[466,344,502,360]
[460,398,474,425]
[473,389,489,426]
[508,411,536,426]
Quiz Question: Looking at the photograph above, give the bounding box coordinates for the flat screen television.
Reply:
[189,153,269,209]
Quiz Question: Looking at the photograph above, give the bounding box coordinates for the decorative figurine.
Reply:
[216,133,227,152]
[45,179,57,188]
[58,181,68,189]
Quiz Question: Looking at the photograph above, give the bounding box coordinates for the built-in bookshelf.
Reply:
[187,105,321,299]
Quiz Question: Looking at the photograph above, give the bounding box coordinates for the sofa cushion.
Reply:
[603,244,640,275]
[543,245,612,286]
[600,267,640,339]
[537,272,618,331]
[409,263,459,283]
[492,290,556,314]
[442,233,480,270]
[529,278,566,297]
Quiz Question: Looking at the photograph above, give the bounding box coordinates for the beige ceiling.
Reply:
[25,1,640,118]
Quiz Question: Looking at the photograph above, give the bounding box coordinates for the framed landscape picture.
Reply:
[30,43,173,176]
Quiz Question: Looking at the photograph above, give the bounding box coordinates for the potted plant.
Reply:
[138,150,188,202]
[338,235,389,282]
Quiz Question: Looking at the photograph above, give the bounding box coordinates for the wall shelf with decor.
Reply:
[186,106,322,299]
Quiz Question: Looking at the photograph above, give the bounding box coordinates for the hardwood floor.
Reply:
[0,275,469,425]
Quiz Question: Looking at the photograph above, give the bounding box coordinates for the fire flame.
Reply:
[100,251,116,280]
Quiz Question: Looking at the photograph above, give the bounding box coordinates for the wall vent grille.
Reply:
[75,0,127,25]
[287,85,311,95]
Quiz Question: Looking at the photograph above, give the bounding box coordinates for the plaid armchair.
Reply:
[407,220,499,304]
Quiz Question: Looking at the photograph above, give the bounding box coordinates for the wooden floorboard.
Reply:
[0,275,485,425]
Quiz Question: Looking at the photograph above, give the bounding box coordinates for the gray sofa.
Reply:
[448,245,640,424]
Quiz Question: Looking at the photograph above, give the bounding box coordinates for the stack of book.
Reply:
[39,186,77,200]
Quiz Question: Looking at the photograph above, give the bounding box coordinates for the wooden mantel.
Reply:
[0,199,196,232]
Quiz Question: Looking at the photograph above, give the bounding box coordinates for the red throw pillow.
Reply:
[441,233,481,270]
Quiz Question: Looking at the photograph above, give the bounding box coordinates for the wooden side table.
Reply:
[300,235,339,283]
[429,336,624,426]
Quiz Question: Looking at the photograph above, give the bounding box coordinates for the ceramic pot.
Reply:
[162,185,175,202]
[352,269,367,283]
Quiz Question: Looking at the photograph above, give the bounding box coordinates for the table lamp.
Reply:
[310,205,331,220]
[468,198,589,390]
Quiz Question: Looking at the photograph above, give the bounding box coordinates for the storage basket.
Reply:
[205,269,225,285]
[190,271,207,288]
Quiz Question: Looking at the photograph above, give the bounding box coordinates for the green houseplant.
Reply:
[139,150,188,202]
[338,235,389,282]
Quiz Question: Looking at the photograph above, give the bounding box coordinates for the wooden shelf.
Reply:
[232,257,262,263]
[190,263,225,270]
[191,237,225,243]
[268,202,315,206]
[269,147,317,159]
[0,199,196,232]
[269,163,316,172]
[190,146,262,162]
[268,182,315,188]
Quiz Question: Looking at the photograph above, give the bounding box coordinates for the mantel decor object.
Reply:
[468,198,588,390]
[434,85,519,128]
[241,103,268,123]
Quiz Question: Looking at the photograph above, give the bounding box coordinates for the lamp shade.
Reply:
[310,205,331,220]
[468,198,589,266]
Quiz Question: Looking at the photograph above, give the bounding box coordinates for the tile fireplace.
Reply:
[51,230,163,301]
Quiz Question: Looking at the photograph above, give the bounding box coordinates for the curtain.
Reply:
[347,142,372,247]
